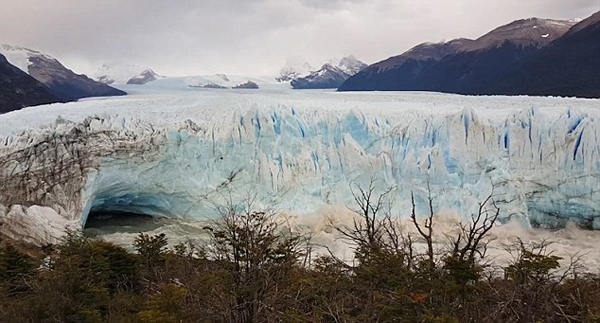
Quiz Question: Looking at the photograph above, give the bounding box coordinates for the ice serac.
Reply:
[1,93,600,244]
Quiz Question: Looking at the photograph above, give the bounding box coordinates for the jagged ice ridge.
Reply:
[1,91,600,244]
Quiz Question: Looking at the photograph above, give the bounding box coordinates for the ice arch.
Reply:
[3,92,600,245]
[82,189,175,229]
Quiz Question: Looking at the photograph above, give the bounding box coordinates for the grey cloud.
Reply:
[1,0,598,76]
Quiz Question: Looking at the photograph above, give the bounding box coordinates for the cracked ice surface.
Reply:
[2,89,600,245]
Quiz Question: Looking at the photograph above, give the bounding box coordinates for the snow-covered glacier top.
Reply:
[2,89,600,246]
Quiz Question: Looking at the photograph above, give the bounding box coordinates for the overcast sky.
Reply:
[1,0,598,77]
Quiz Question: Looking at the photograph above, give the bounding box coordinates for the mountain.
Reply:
[0,53,62,114]
[95,63,162,85]
[149,74,285,91]
[276,59,314,82]
[0,45,126,101]
[337,55,368,75]
[291,56,367,89]
[291,63,351,89]
[338,17,579,93]
[370,38,473,72]
[487,12,600,98]
[126,69,162,85]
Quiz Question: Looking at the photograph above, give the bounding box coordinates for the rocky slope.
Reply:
[126,69,161,85]
[338,16,582,95]
[488,12,600,98]
[0,53,62,114]
[0,45,126,101]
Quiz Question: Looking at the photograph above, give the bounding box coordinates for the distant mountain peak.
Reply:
[280,55,367,89]
[126,68,162,85]
[277,59,314,82]
[338,55,368,75]
[95,63,161,85]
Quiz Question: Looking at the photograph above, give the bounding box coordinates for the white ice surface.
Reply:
[3,89,600,268]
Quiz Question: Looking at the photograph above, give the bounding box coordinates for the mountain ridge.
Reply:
[0,44,126,101]
[0,53,62,114]
[338,13,597,97]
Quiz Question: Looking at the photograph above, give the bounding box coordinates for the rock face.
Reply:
[126,69,161,85]
[291,56,367,89]
[0,53,62,114]
[0,45,126,101]
[338,16,591,96]
[232,80,260,89]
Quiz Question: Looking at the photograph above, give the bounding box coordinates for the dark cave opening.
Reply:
[83,209,166,236]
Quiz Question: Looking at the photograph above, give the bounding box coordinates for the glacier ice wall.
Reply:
[2,92,600,244]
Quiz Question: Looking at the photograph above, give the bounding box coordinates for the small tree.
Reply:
[0,243,35,295]
[203,198,307,323]
[134,233,168,273]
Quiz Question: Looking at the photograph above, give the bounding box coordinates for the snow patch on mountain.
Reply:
[277,59,314,82]
[288,56,367,89]
[0,44,52,73]
[95,63,160,85]
[337,55,368,75]
[126,69,162,85]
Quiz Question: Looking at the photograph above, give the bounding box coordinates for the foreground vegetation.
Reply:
[1,185,600,322]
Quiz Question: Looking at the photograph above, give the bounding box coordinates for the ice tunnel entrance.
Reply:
[82,190,175,236]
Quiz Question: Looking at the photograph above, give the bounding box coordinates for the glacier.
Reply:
[1,89,600,246]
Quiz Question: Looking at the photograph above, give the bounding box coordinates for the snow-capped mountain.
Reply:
[0,53,61,113]
[126,69,162,85]
[0,44,126,101]
[95,63,162,85]
[276,59,314,82]
[290,56,367,89]
[137,73,286,91]
[291,63,351,89]
[337,55,368,75]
